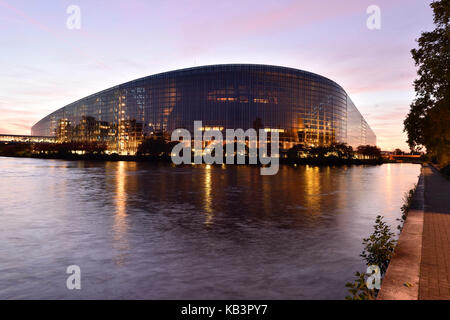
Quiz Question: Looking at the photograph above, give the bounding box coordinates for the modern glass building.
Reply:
[31,64,376,154]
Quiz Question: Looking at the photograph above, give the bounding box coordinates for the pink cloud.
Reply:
[177,0,369,56]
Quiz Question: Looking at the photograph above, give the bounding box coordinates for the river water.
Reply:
[0,157,420,299]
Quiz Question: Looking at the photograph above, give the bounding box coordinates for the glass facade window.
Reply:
[31,64,376,154]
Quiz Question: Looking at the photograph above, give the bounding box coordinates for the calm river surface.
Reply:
[0,157,420,299]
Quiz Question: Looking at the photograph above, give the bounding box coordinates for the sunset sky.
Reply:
[0,0,435,151]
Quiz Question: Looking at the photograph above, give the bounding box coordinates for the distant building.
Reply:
[381,150,422,162]
[31,64,376,154]
[0,134,55,143]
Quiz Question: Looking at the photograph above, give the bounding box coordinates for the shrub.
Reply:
[360,216,397,275]
[345,215,397,299]
[397,184,417,231]
[345,271,376,300]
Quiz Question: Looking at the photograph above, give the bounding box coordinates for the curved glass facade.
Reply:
[31,64,376,154]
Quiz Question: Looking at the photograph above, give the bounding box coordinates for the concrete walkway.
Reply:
[379,164,450,300]
[418,165,450,299]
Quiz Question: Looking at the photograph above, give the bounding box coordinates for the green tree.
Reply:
[331,143,354,160]
[360,216,397,276]
[286,144,306,159]
[345,215,397,300]
[345,271,376,300]
[308,145,330,159]
[137,136,176,157]
[404,0,450,165]
[357,145,381,159]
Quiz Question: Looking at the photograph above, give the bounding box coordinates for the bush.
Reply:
[345,215,397,299]
[137,137,178,158]
[356,145,382,160]
[360,216,397,275]
[397,184,417,231]
[0,142,33,157]
[33,141,107,154]
[286,143,354,161]
[345,271,376,300]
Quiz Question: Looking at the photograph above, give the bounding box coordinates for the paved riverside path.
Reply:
[379,164,450,300]
[418,165,450,300]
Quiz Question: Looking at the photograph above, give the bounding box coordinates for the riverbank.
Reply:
[378,164,450,300]
[0,141,386,166]
[0,152,386,166]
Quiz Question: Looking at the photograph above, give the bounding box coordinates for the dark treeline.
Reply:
[283,143,382,165]
[0,138,383,165]
[0,141,112,161]
[0,142,33,157]
[137,138,383,165]
[34,141,107,154]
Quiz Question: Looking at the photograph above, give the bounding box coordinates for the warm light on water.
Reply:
[0,157,420,299]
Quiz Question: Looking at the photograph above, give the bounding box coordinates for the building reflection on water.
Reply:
[97,162,407,270]
[111,161,130,266]
[105,162,356,231]
[304,165,321,212]
[203,165,214,226]
[0,157,421,299]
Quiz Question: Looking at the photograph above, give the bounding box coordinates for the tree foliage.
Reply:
[345,271,376,300]
[345,216,397,299]
[286,143,354,160]
[356,145,381,159]
[33,141,107,154]
[360,216,397,276]
[404,0,450,165]
[137,136,177,157]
